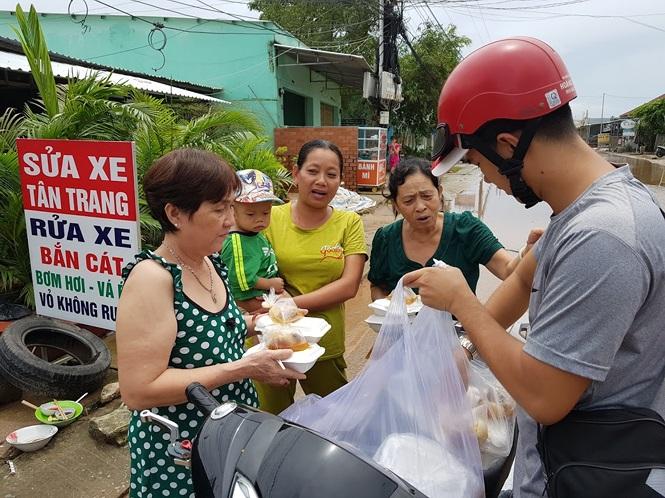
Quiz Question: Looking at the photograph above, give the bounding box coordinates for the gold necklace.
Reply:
[164,243,217,304]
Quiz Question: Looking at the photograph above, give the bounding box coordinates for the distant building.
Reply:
[0,10,371,138]
[577,117,625,146]
[0,36,224,113]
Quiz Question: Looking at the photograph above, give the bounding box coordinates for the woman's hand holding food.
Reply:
[241,348,306,386]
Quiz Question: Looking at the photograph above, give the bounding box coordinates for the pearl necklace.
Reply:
[164,243,217,304]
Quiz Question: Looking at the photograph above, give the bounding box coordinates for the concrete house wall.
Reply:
[0,11,342,135]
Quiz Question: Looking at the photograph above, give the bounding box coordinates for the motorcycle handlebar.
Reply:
[185,382,221,416]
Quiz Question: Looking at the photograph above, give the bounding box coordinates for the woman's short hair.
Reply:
[386,157,440,202]
[296,139,344,173]
[143,148,240,232]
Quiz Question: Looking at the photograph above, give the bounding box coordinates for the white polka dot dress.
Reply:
[123,251,258,497]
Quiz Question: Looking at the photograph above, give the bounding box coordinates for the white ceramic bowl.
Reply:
[368,297,423,317]
[243,343,325,374]
[255,315,331,344]
[6,424,58,452]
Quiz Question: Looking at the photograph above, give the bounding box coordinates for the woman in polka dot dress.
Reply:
[116,149,305,498]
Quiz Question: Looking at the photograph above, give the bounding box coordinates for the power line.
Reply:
[88,43,150,60]
[150,0,381,43]
[81,0,377,66]
[578,94,652,100]
[398,23,440,83]
[444,5,665,34]
[472,1,492,41]
[418,0,591,9]
[126,0,289,35]
[90,0,286,34]
[417,1,463,59]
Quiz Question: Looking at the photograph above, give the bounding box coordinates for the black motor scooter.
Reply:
[141,383,430,498]
[656,145,665,158]
[140,382,515,498]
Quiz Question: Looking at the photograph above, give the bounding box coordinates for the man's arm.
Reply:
[485,248,537,328]
[403,255,590,425]
[455,297,590,425]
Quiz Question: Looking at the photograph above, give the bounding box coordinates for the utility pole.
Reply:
[599,92,605,135]
[376,0,384,120]
[375,0,401,124]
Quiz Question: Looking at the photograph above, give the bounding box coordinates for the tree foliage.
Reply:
[249,2,469,136]
[632,98,665,150]
[248,0,379,64]
[393,24,470,142]
[249,0,380,123]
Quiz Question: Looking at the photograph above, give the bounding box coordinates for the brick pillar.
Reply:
[274,126,358,191]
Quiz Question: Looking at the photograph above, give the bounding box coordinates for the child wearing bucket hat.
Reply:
[221,169,285,312]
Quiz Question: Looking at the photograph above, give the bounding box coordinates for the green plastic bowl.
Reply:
[34,400,83,427]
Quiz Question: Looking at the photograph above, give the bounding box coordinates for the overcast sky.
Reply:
[10,0,665,120]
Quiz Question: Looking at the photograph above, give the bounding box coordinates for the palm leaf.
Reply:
[0,191,31,304]
[0,151,20,199]
[174,109,262,148]
[13,5,58,117]
[0,108,25,153]
[220,134,293,199]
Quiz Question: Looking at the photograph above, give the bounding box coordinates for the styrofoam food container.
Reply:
[6,424,58,452]
[364,314,416,333]
[368,296,423,317]
[255,315,331,344]
[243,343,325,374]
[364,314,384,333]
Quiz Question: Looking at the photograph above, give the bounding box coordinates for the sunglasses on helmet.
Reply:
[431,123,454,162]
[430,123,469,176]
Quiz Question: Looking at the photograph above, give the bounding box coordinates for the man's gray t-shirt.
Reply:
[514,166,665,497]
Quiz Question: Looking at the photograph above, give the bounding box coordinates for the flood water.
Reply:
[604,153,665,186]
[453,181,552,253]
[449,158,665,300]
[453,156,665,253]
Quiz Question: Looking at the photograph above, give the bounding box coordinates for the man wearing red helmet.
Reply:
[405,38,665,497]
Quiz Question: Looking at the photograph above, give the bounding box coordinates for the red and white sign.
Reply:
[357,159,386,187]
[17,138,140,330]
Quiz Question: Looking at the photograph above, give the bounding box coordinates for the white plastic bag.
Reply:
[280,279,484,498]
[467,360,516,470]
[374,434,479,498]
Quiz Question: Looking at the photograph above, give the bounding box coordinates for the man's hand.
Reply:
[402,266,476,316]
[524,228,544,255]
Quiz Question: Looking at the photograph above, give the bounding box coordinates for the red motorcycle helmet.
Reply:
[432,37,577,176]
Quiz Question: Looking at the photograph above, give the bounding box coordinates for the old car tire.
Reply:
[0,374,21,404]
[0,316,111,399]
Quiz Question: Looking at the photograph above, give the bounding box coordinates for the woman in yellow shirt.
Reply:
[260,140,368,414]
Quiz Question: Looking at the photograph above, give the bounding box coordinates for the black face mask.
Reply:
[462,119,543,208]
